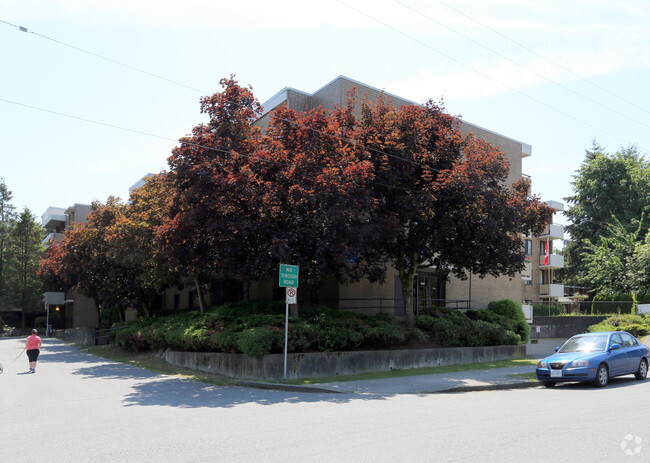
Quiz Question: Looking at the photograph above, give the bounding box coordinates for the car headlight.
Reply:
[538,361,548,368]
[569,360,589,368]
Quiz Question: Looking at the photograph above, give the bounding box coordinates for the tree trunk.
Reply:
[398,258,418,330]
[141,301,151,318]
[194,274,206,313]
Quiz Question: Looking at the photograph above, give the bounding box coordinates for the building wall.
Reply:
[69,290,98,329]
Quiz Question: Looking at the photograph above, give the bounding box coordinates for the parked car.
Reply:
[536,331,650,388]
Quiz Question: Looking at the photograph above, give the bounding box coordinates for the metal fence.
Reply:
[316,297,471,316]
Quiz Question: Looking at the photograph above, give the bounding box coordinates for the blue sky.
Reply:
[2,0,649,227]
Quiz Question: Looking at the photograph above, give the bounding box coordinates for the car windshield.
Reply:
[558,335,608,353]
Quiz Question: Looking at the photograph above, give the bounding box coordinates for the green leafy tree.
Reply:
[564,142,650,286]
[582,217,650,309]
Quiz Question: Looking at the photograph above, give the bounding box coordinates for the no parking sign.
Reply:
[286,287,297,304]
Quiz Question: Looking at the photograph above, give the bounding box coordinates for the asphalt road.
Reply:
[2,337,649,462]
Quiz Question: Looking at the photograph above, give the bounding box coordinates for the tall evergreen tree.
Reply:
[7,208,45,317]
[0,178,17,309]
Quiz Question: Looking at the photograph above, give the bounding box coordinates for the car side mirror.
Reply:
[610,343,621,351]
[555,347,560,352]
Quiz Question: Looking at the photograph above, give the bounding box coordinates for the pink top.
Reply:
[26,335,41,350]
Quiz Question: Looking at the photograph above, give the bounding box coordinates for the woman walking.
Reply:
[26,329,42,373]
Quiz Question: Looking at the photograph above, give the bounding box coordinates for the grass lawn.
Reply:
[83,343,539,386]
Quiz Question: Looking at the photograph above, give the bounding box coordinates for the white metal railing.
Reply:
[539,283,564,298]
[541,223,564,240]
[540,254,564,269]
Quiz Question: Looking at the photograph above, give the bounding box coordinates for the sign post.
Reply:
[279,264,299,380]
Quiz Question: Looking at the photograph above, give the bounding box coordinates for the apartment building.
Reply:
[252,76,564,314]
[41,204,97,329]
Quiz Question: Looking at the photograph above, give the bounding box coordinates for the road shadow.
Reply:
[119,377,387,409]
[34,339,392,407]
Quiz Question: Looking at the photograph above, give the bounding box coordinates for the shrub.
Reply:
[487,299,530,343]
[587,313,650,337]
[364,323,407,347]
[236,326,284,357]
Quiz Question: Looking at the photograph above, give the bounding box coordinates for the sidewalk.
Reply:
[239,336,650,395]
[238,341,568,395]
[238,364,541,395]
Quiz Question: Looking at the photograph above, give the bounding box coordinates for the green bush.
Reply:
[587,313,650,337]
[487,299,530,343]
[417,306,523,347]
[113,300,415,356]
[236,326,284,357]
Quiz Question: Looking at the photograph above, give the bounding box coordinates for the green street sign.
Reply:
[279,264,299,287]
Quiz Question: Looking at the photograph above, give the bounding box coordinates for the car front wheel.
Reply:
[635,359,648,380]
[594,364,609,387]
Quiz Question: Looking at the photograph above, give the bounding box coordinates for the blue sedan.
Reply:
[536,331,650,388]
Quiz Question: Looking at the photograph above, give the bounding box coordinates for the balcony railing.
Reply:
[42,232,64,247]
[42,207,67,230]
[540,283,564,298]
[541,223,564,240]
[540,254,564,269]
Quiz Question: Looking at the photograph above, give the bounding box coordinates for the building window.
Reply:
[524,239,532,255]
[173,294,180,310]
[540,270,549,285]
[521,261,532,280]
[413,272,445,311]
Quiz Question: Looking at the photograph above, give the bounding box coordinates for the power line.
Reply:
[336,0,644,152]
[0,96,434,196]
[0,19,206,95]
[431,0,650,118]
[0,18,436,169]
[394,0,650,131]
[4,14,646,157]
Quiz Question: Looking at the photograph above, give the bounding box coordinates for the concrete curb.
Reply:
[236,379,542,395]
[432,381,542,394]
[236,380,345,394]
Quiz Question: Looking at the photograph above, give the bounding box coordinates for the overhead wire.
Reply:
[335,0,644,151]
[0,96,429,196]
[0,18,438,170]
[1,13,646,160]
[393,0,650,131]
[0,19,206,95]
[431,0,650,118]
[2,8,646,176]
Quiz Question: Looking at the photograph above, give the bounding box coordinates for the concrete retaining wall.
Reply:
[53,327,95,346]
[163,344,526,380]
[529,316,608,339]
